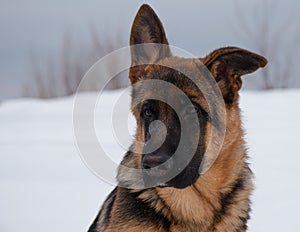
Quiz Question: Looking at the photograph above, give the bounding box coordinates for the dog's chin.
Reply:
[144,175,199,189]
[154,181,195,189]
[142,167,200,189]
[164,171,200,189]
[157,183,168,188]
[162,180,194,189]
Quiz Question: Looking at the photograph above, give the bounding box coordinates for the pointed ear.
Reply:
[129,4,172,84]
[201,47,267,104]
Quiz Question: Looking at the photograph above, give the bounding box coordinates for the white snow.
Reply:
[0,90,299,231]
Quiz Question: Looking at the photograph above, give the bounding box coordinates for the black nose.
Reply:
[142,154,172,173]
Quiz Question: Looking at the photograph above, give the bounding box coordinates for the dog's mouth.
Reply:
[142,161,200,189]
[142,160,192,189]
[142,163,171,188]
[142,173,168,188]
[143,167,169,177]
[141,152,174,187]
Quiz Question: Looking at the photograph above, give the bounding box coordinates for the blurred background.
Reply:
[1,1,300,232]
[1,0,299,100]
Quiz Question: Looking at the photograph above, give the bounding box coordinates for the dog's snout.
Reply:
[142,154,172,172]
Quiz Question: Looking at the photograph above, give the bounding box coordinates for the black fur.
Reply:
[117,188,171,230]
[87,187,117,232]
[212,176,249,231]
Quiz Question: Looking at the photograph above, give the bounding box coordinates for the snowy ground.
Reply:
[0,90,299,232]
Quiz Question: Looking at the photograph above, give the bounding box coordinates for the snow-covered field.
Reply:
[0,90,299,232]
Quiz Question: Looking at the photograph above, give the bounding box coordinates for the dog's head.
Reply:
[118,4,267,189]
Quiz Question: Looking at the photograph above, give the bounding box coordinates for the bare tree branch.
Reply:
[233,0,299,89]
[23,26,127,98]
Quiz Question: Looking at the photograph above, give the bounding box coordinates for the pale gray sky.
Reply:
[0,0,299,99]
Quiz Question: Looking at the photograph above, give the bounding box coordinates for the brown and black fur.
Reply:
[88,4,267,232]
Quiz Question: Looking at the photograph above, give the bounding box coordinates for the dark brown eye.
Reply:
[186,104,200,115]
[143,108,153,118]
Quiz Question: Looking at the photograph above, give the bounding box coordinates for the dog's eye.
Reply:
[142,108,153,119]
[185,104,200,115]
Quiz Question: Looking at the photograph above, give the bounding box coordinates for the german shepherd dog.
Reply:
[88,4,267,232]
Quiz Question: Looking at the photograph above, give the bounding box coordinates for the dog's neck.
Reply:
[137,134,253,231]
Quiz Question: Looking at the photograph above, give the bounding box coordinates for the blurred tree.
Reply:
[22,26,128,98]
[234,0,300,89]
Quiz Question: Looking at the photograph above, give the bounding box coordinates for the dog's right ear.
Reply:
[129,4,172,84]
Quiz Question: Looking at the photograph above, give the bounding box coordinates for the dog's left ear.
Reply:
[202,47,267,103]
[129,4,172,84]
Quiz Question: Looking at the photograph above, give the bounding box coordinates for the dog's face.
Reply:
[131,60,210,188]
[120,4,267,189]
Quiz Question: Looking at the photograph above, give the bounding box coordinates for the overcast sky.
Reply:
[0,0,299,99]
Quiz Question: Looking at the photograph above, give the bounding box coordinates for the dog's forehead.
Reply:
[151,57,206,84]
[132,57,208,107]
[145,57,205,88]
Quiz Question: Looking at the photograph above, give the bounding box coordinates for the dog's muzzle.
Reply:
[142,153,173,177]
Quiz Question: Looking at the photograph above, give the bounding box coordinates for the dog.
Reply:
[88,4,267,232]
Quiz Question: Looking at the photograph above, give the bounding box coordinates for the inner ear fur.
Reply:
[129,4,172,84]
[201,47,268,103]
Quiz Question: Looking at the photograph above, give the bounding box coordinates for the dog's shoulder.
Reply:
[90,186,171,231]
[87,187,117,232]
